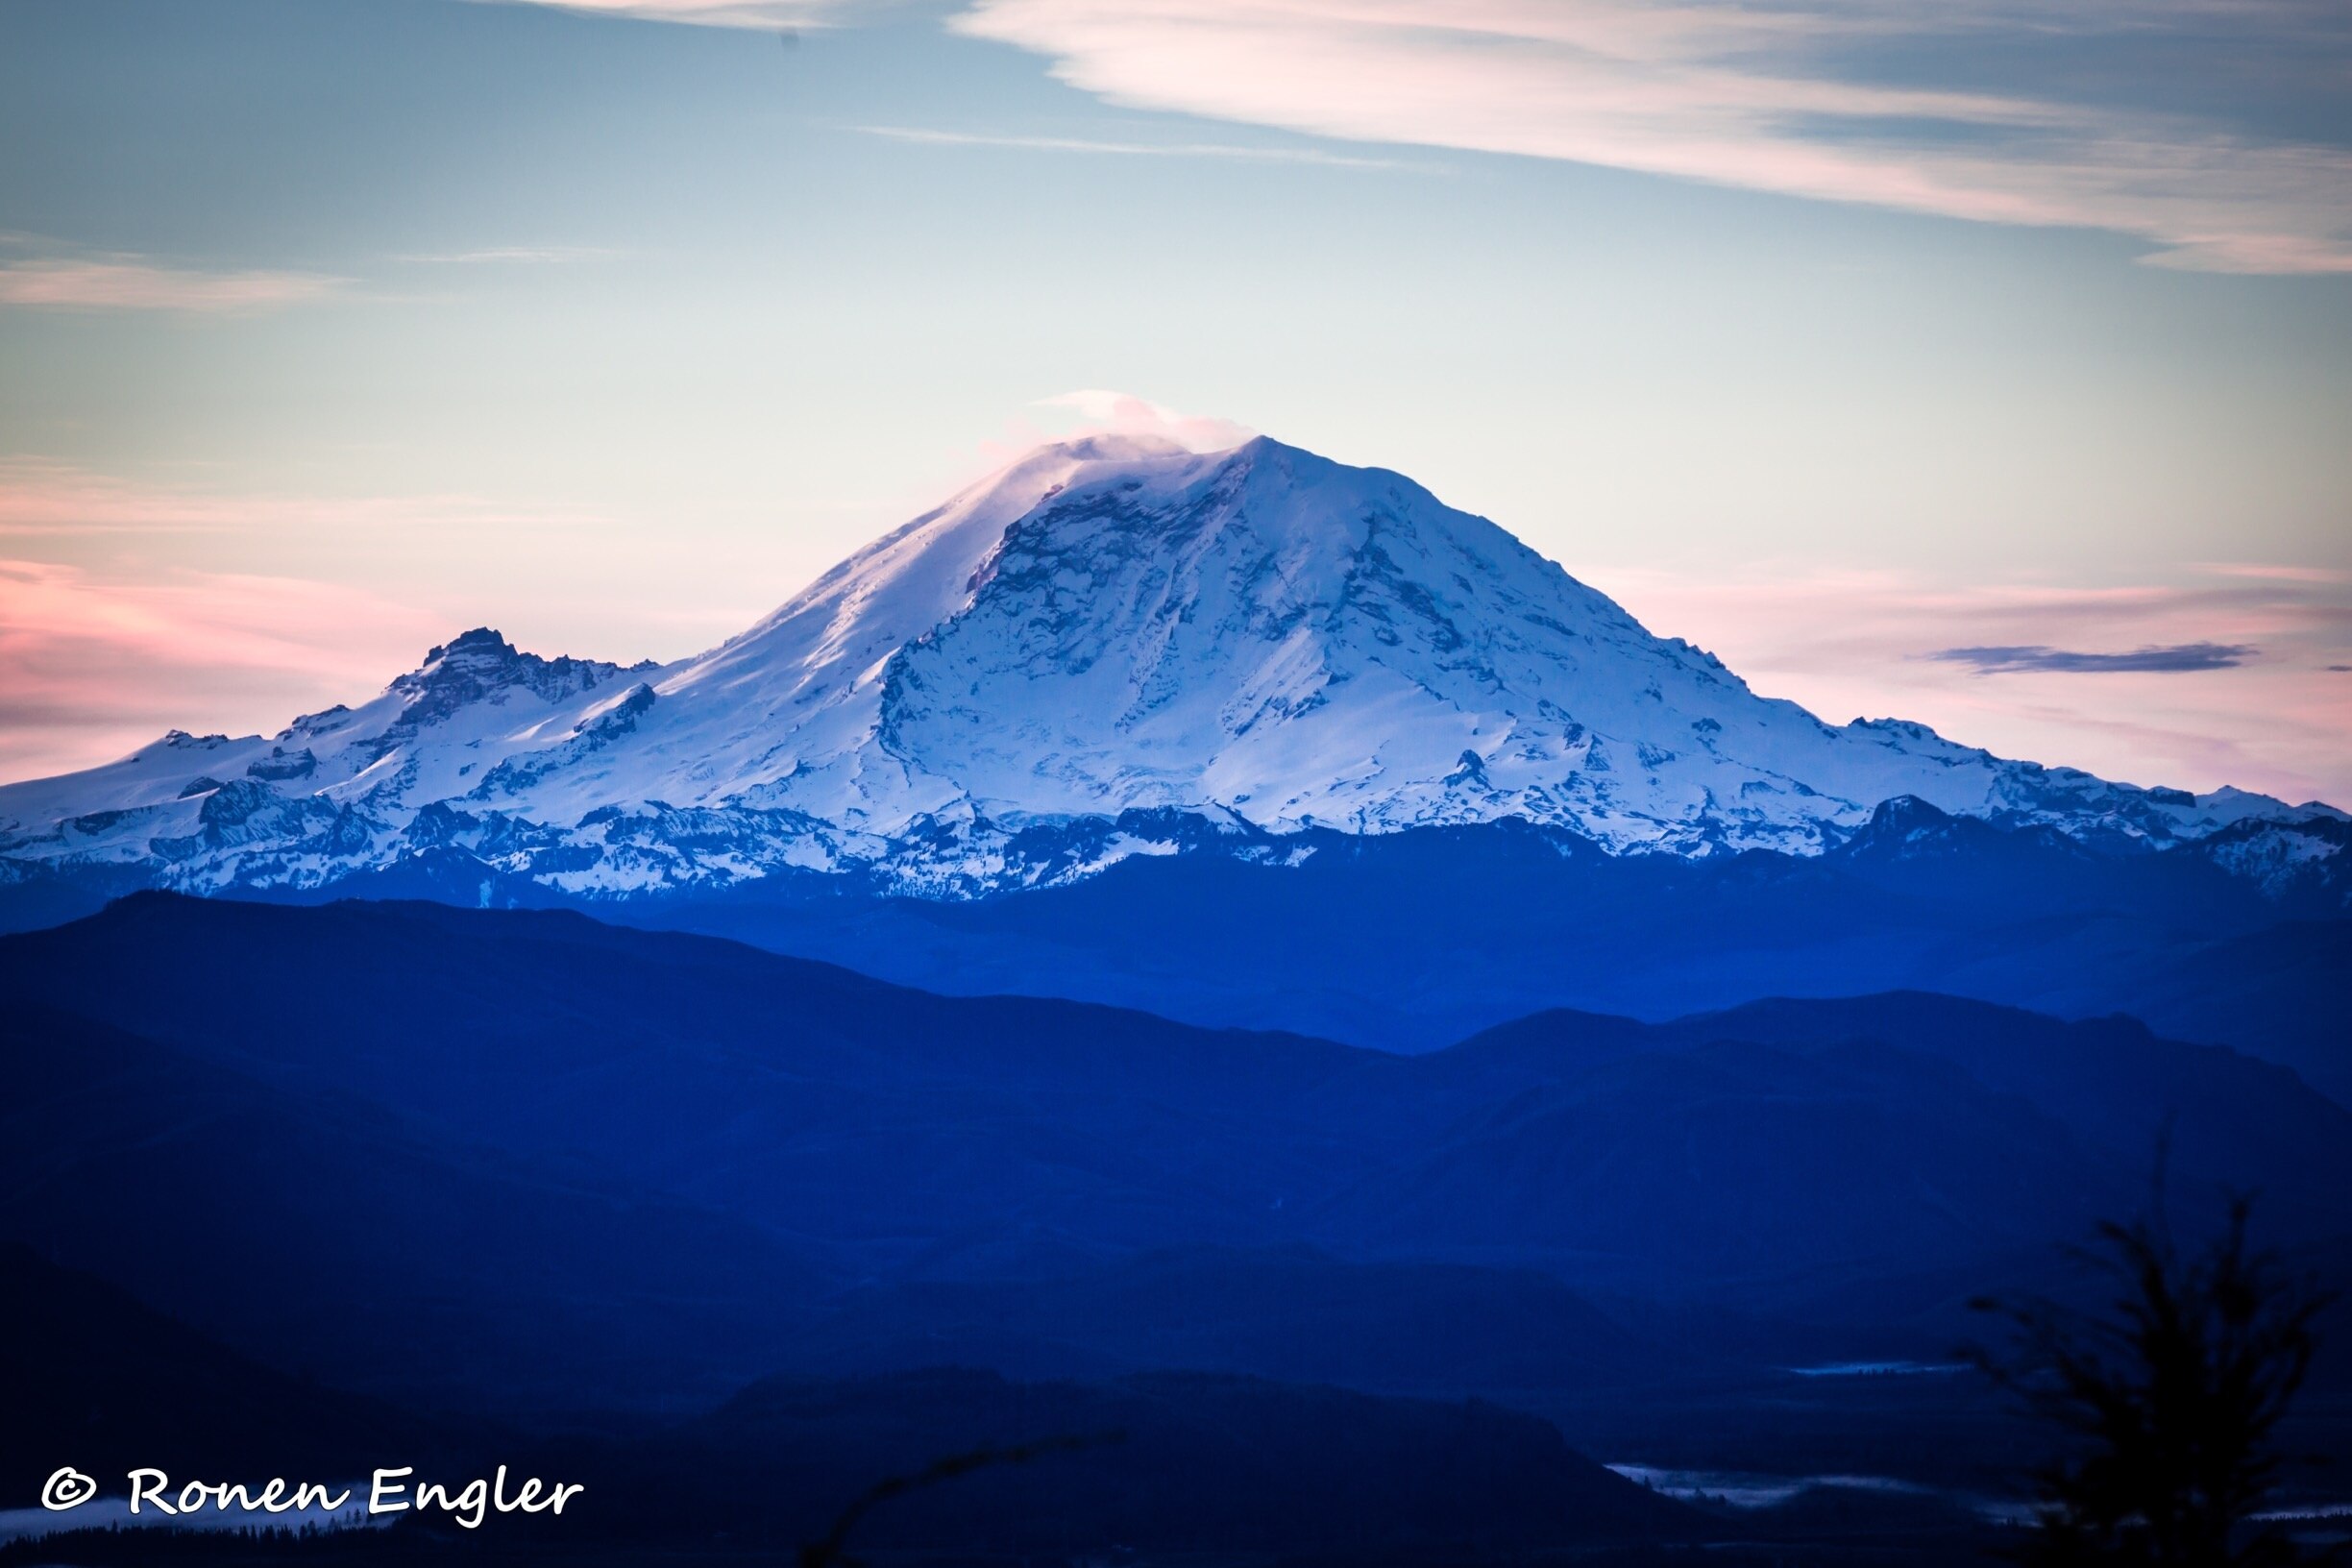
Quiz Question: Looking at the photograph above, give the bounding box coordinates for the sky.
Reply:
[1,0,2347,805]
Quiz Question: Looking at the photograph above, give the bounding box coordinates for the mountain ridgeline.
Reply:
[1,434,2340,913]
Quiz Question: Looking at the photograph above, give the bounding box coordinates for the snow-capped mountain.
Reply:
[1,433,2340,901]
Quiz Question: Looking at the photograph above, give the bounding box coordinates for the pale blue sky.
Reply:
[2,0,2347,801]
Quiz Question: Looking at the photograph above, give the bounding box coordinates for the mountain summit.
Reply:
[0,435,2336,902]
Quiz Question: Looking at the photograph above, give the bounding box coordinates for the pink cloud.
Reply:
[0,257,344,312]
[1582,563,2352,807]
[0,462,679,786]
[1033,390,1256,452]
[0,458,589,538]
[0,559,448,784]
[957,391,1258,480]
[2192,562,2351,585]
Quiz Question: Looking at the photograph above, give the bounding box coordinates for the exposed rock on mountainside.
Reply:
[0,435,2338,902]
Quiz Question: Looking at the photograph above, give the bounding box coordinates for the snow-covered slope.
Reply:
[1,434,2339,900]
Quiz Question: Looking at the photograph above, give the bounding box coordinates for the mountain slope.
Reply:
[0,435,2335,909]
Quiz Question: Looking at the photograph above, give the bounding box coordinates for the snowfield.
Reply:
[1,434,2339,899]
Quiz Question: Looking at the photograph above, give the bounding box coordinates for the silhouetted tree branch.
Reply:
[796,1430,1125,1568]
[1971,1194,2335,1565]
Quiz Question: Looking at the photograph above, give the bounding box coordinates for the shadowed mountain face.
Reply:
[2,894,2344,1422]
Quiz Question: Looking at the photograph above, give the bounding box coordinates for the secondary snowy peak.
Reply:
[0,432,2338,900]
[0,628,663,892]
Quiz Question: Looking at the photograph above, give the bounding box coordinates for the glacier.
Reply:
[0,432,2340,902]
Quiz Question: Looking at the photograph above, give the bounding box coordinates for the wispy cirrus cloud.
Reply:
[0,256,344,312]
[942,0,2352,274]
[474,0,845,26]
[390,245,623,265]
[0,458,593,538]
[2193,562,2349,585]
[1932,642,2256,674]
[850,124,1415,170]
[484,0,2352,271]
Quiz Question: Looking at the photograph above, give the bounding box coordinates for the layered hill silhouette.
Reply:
[588,799,2349,1099]
[0,1249,1702,1561]
[3,894,2344,1420]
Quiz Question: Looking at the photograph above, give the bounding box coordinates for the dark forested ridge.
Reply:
[3,892,2345,1561]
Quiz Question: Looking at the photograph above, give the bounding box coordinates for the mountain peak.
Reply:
[385,629,627,737]
[0,432,2335,902]
[417,626,523,667]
